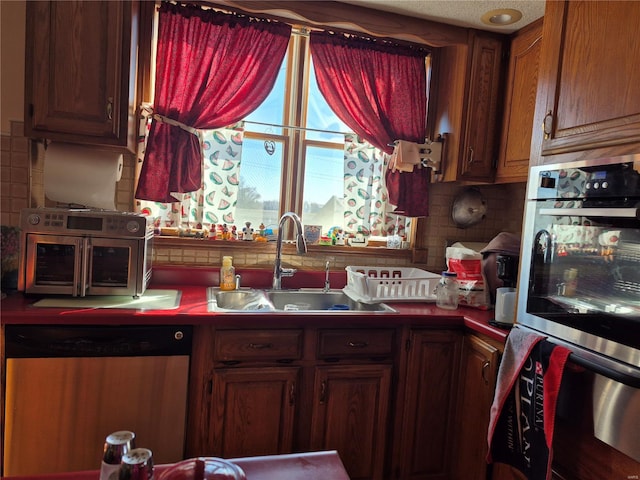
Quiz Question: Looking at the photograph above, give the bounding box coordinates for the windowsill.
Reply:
[153,235,414,259]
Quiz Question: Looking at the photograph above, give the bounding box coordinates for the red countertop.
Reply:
[0,266,509,343]
[2,451,350,480]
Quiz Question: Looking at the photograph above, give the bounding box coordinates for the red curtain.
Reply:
[310,31,430,217]
[136,3,291,202]
[309,31,427,154]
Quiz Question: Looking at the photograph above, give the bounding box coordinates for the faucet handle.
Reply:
[280,267,297,278]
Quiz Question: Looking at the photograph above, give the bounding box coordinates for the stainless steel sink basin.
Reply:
[207,288,395,313]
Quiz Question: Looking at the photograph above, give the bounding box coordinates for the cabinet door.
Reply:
[533,1,640,163]
[209,367,299,458]
[495,19,543,183]
[452,335,499,480]
[393,330,462,480]
[310,364,391,480]
[459,32,504,182]
[24,1,138,151]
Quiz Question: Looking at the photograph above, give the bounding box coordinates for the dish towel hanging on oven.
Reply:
[486,327,571,480]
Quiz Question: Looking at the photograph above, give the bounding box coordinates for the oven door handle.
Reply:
[568,353,640,389]
[79,238,91,297]
[539,207,639,218]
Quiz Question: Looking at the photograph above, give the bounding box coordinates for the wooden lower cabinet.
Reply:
[185,327,304,458]
[452,334,500,480]
[391,329,463,480]
[309,364,392,480]
[187,326,396,479]
[209,367,299,458]
[187,325,495,480]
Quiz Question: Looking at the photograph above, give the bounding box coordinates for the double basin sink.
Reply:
[207,287,395,313]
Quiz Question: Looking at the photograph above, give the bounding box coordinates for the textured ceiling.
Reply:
[340,0,546,33]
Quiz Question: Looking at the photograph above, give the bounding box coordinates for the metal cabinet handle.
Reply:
[543,110,553,140]
[481,360,491,385]
[106,97,113,121]
[348,341,369,348]
[319,380,327,403]
[468,147,475,164]
[248,342,273,350]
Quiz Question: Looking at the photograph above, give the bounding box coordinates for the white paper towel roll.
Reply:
[44,142,123,210]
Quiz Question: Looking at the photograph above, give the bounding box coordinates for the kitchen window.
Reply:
[136,4,430,248]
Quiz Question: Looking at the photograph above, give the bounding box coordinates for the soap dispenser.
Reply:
[220,256,236,291]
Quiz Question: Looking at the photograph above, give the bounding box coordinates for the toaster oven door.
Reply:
[85,237,145,297]
[23,234,86,296]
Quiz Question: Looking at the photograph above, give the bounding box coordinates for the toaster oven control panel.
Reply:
[21,208,152,239]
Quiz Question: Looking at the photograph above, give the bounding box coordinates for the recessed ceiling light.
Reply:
[481,8,523,26]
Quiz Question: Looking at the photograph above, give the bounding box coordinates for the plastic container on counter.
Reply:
[435,271,459,310]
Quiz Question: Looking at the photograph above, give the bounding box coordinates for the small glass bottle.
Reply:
[220,256,236,291]
[119,448,154,480]
[435,271,459,310]
[100,430,136,480]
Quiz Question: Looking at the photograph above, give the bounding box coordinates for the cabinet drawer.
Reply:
[317,329,395,359]
[214,329,303,362]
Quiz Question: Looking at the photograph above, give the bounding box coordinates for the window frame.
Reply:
[136,1,439,262]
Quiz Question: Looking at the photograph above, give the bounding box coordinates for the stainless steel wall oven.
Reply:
[517,154,640,462]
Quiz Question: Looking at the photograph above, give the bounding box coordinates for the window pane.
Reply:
[243,48,288,135]
[302,145,345,231]
[235,137,284,229]
[305,58,350,142]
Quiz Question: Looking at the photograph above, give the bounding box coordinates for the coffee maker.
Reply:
[494,254,519,326]
[496,254,519,288]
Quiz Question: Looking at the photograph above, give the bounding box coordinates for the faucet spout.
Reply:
[272,212,307,290]
[323,261,331,292]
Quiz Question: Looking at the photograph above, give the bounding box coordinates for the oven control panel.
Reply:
[534,161,640,200]
[21,208,152,239]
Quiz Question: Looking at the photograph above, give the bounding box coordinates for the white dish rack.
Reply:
[343,266,440,304]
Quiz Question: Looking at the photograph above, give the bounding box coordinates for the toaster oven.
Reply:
[18,208,153,297]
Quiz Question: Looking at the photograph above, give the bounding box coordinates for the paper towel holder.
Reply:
[388,135,445,173]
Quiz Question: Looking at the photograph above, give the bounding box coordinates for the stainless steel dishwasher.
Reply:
[3,324,192,476]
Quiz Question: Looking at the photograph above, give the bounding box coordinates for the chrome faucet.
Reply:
[272,212,307,290]
[323,260,331,292]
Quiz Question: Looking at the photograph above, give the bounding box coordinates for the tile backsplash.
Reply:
[1,120,526,275]
[1,122,30,226]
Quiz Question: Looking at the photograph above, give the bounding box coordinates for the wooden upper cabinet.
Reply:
[495,19,543,183]
[432,31,504,183]
[24,1,139,152]
[531,0,640,165]
[460,32,504,182]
